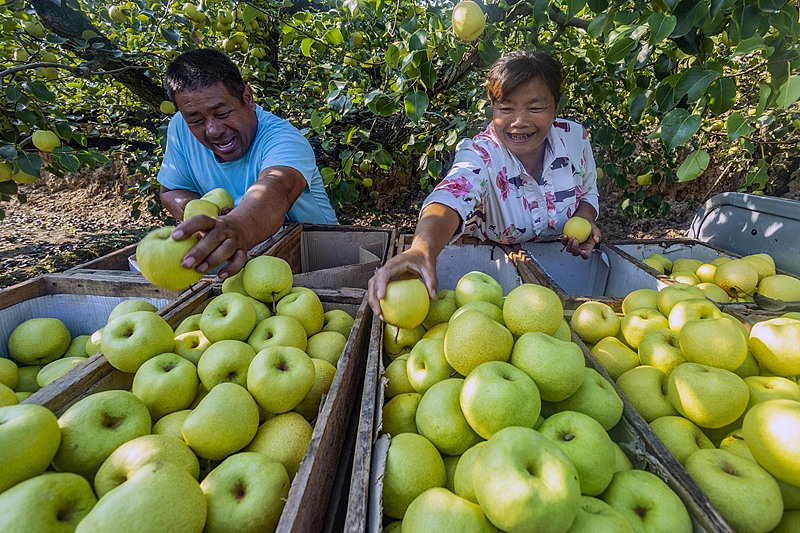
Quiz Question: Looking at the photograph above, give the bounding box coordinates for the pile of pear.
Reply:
[0,256,355,532]
[376,273,693,533]
[642,251,800,303]
[570,283,800,533]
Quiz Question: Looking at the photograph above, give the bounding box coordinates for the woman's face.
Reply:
[491,76,558,167]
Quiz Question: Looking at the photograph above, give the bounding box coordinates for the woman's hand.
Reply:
[561,216,602,260]
[368,248,438,320]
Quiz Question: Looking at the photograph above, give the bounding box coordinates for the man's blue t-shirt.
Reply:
[157,105,338,225]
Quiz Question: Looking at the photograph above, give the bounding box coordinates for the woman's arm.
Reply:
[368,203,461,319]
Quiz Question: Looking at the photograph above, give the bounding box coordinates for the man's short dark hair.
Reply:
[164,48,246,106]
[486,50,563,105]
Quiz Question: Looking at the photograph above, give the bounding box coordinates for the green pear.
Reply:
[0,473,97,532]
[380,278,430,329]
[502,283,563,337]
[383,354,415,399]
[276,287,325,337]
[322,309,355,337]
[0,358,19,390]
[403,487,497,532]
[64,335,90,357]
[37,356,87,387]
[248,315,308,352]
[75,462,206,533]
[511,332,585,402]
[600,469,692,533]
[553,368,623,430]
[382,432,446,519]
[196,339,256,390]
[132,352,199,420]
[247,346,316,414]
[14,365,40,393]
[201,187,235,211]
[8,317,71,365]
[85,327,104,356]
[381,392,422,436]
[173,329,211,365]
[406,338,453,394]
[151,409,192,441]
[451,300,505,325]
[221,269,249,295]
[242,256,293,305]
[569,496,636,532]
[416,378,482,456]
[453,441,485,503]
[422,289,458,329]
[244,411,313,479]
[294,358,336,421]
[444,310,513,376]
[107,299,158,323]
[199,292,258,343]
[201,452,290,533]
[101,311,175,373]
[174,314,203,336]
[305,331,347,366]
[0,404,61,493]
[94,434,200,497]
[53,390,152,479]
[590,337,639,381]
[183,198,220,219]
[182,382,259,460]
[0,383,18,406]
[649,415,714,465]
[384,323,425,356]
[616,366,678,422]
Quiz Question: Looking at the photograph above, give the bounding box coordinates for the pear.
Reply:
[0,473,97,531]
[182,382,259,461]
[75,462,206,533]
[245,412,313,479]
[444,310,513,376]
[94,434,200,497]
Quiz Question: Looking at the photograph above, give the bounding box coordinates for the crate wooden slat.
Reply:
[21,282,375,533]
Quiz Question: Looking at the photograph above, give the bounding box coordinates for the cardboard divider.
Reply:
[16,282,374,533]
[260,224,396,290]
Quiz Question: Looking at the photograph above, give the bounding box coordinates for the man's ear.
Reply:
[243,85,256,110]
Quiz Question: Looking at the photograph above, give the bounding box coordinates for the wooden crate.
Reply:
[262,224,396,290]
[345,320,734,533]
[0,271,202,361]
[21,282,374,533]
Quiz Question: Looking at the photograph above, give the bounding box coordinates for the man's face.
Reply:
[174,82,258,162]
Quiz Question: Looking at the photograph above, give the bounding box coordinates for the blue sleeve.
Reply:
[255,119,318,188]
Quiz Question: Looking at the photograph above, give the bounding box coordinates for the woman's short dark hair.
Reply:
[486,50,563,105]
[164,48,246,105]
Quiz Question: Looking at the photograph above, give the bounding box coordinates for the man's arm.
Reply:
[160,185,201,222]
[171,165,306,279]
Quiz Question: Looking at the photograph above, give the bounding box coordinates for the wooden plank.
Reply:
[66,243,138,271]
[278,294,373,533]
[343,315,383,532]
[0,276,48,309]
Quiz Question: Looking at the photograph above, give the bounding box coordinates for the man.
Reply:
[157,48,337,280]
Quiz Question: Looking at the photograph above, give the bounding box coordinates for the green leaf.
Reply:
[0,145,17,160]
[660,109,702,150]
[160,27,180,46]
[385,44,401,69]
[5,85,23,103]
[301,38,314,58]
[55,122,73,142]
[674,67,719,103]
[587,13,608,39]
[628,90,650,123]
[372,148,394,170]
[408,29,427,51]
[671,0,708,38]
[23,81,56,103]
[707,78,736,115]
[366,92,397,116]
[677,150,710,182]
[776,75,800,108]
[17,153,42,176]
[757,0,786,12]
[324,28,344,45]
[756,82,772,116]
[419,61,437,90]
[320,167,336,185]
[533,0,549,28]
[566,0,587,19]
[732,36,766,56]
[647,13,677,44]
[57,153,81,172]
[404,91,429,123]
[726,112,755,140]
[606,37,636,63]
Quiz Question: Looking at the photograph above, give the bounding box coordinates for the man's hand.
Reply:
[170,213,251,280]
[368,248,438,320]
[561,216,602,260]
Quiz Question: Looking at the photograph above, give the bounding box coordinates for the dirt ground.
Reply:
[1,159,798,290]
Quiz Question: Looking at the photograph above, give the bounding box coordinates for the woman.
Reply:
[369,50,602,317]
